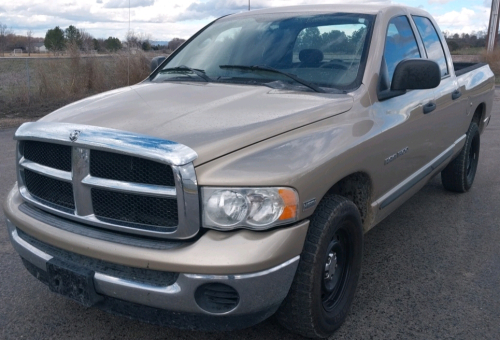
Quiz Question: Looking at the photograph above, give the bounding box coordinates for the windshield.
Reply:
[152,12,374,91]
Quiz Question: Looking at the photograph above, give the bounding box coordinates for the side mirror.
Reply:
[151,56,166,73]
[391,59,441,91]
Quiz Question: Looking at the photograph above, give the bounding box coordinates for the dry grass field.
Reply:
[0,51,162,125]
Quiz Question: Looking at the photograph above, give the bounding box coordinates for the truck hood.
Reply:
[42,82,353,165]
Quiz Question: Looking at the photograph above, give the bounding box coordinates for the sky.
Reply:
[0,0,492,41]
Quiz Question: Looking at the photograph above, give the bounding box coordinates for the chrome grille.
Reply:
[91,188,178,230]
[23,141,72,171]
[15,122,200,240]
[90,149,175,186]
[24,169,75,211]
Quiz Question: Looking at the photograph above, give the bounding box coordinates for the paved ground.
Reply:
[1,92,499,340]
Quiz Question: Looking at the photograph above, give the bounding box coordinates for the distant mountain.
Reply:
[151,41,169,46]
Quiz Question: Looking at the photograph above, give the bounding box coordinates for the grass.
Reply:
[0,51,164,119]
[450,47,485,55]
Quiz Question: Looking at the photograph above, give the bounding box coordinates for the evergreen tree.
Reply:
[44,26,65,52]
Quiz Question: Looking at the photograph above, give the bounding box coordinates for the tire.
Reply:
[441,121,480,193]
[276,195,363,338]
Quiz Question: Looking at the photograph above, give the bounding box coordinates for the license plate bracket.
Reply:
[46,258,103,307]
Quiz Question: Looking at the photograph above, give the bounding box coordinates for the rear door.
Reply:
[411,15,466,151]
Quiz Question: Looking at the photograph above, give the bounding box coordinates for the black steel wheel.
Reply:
[321,228,352,312]
[441,121,480,193]
[276,195,363,338]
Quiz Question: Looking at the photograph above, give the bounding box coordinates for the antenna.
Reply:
[128,0,130,86]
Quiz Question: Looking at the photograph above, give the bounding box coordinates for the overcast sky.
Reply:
[0,0,492,41]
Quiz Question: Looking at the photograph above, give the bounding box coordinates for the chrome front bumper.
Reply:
[7,218,299,317]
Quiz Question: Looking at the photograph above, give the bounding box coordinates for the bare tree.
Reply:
[126,30,151,50]
[0,23,13,57]
[27,30,33,56]
[79,29,94,53]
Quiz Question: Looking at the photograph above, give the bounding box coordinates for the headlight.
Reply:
[202,187,299,230]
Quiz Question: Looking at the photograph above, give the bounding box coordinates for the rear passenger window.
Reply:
[383,16,421,87]
[412,16,448,77]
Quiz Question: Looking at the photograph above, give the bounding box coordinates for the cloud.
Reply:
[96,0,103,3]
[434,7,490,33]
[104,0,154,9]
[174,0,257,21]
[428,0,454,4]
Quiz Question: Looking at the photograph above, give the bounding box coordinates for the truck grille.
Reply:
[15,123,199,240]
[90,150,175,186]
[23,141,72,171]
[17,142,192,238]
[91,189,178,231]
[24,169,75,211]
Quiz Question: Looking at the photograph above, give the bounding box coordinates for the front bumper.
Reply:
[7,217,300,329]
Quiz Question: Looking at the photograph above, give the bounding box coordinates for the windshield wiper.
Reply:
[219,64,325,93]
[159,65,212,82]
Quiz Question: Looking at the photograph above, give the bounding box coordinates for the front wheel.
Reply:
[276,195,363,338]
[441,121,480,193]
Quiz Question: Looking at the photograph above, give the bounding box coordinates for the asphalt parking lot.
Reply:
[1,91,499,340]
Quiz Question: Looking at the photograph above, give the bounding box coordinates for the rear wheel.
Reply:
[276,195,363,338]
[441,122,480,193]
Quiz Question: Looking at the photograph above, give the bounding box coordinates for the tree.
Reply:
[295,27,322,51]
[65,25,82,47]
[45,26,65,53]
[447,40,459,52]
[79,29,94,52]
[167,38,186,51]
[142,41,151,51]
[105,37,122,51]
[0,23,13,57]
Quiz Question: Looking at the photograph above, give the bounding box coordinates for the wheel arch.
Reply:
[472,102,486,133]
[322,172,374,232]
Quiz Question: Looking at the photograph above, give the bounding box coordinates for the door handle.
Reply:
[452,90,462,100]
[423,102,436,114]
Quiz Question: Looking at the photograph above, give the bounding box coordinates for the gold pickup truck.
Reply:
[3,4,494,338]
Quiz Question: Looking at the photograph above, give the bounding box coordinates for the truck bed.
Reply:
[454,62,488,77]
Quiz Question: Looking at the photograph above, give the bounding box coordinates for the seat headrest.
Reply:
[299,49,324,64]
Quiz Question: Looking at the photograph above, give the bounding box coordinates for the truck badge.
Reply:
[384,147,409,165]
[303,198,316,211]
[69,130,81,142]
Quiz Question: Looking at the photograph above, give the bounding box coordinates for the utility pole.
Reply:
[487,0,500,53]
[27,30,32,57]
[249,0,250,11]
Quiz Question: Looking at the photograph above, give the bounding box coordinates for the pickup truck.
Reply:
[3,4,494,338]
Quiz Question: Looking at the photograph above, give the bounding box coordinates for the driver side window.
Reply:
[381,16,421,91]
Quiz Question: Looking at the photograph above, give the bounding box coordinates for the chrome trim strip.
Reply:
[171,163,200,239]
[19,158,72,182]
[82,176,177,197]
[94,273,182,294]
[15,122,198,166]
[72,147,93,216]
[6,219,53,270]
[184,256,300,280]
[375,134,466,209]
